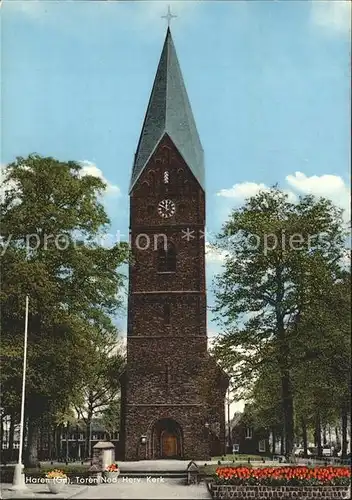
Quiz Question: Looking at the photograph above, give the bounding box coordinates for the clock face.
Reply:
[158,199,176,218]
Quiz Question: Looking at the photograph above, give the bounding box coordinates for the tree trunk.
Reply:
[322,424,327,446]
[280,432,285,455]
[65,421,69,461]
[75,425,79,460]
[301,417,308,457]
[48,423,53,460]
[24,415,40,468]
[277,320,294,459]
[85,424,90,459]
[315,412,322,457]
[53,426,57,459]
[0,414,4,450]
[23,416,28,449]
[272,428,276,455]
[9,413,15,462]
[335,426,341,448]
[328,425,332,447]
[341,406,348,458]
[58,424,63,458]
[85,412,93,459]
[39,415,43,461]
[52,426,57,460]
[281,371,294,458]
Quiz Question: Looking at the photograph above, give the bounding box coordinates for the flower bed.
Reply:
[104,463,120,482]
[45,470,68,494]
[45,469,68,480]
[210,466,351,499]
[105,464,119,473]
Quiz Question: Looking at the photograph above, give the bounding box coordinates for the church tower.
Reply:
[120,28,228,461]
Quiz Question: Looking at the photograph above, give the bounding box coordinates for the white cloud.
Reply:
[217,181,297,204]
[230,399,245,415]
[78,160,120,196]
[217,182,268,201]
[1,161,121,201]
[311,0,351,35]
[216,171,350,221]
[207,332,217,351]
[286,171,346,196]
[205,241,229,264]
[286,171,350,221]
[0,164,20,204]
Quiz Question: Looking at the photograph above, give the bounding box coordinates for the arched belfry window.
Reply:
[149,170,156,191]
[177,168,184,188]
[163,170,169,184]
[140,180,149,192]
[157,242,176,273]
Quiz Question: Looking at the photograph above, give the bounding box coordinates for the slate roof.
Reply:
[129,28,204,193]
[67,419,106,432]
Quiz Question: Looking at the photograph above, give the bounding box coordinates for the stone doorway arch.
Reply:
[150,418,183,459]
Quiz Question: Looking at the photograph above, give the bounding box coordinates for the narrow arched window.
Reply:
[177,168,184,185]
[157,242,176,272]
[163,170,169,184]
[149,170,156,191]
[166,244,176,271]
[157,246,167,272]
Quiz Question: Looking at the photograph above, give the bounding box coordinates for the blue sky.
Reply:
[1,0,351,346]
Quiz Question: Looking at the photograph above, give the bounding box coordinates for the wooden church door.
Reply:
[161,431,177,457]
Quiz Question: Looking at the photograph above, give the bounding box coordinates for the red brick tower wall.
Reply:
[120,134,227,460]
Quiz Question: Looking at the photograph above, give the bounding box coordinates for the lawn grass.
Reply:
[200,457,270,477]
[199,464,222,476]
[212,454,271,462]
[1,464,89,472]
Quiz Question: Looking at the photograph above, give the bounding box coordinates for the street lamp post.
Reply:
[10,296,29,492]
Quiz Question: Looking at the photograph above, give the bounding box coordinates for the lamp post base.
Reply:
[10,464,28,491]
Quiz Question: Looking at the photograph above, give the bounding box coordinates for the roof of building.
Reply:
[231,412,243,428]
[129,28,204,193]
[67,419,107,432]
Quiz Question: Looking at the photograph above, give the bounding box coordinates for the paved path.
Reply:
[0,483,87,499]
[1,479,211,500]
[74,478,211,499]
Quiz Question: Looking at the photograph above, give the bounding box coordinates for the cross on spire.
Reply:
[161,5,177,27]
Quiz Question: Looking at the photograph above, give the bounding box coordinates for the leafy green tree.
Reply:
[212,187,347,457]
[101,399,121,441]
[247,361,284,455]
[74,331,125,457]
[239,269,351,458]
[293,269,351,456]
[0,155,128,466]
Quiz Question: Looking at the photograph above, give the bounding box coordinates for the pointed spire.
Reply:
[130,29,204,193]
